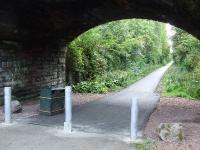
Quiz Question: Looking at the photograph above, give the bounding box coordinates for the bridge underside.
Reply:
[0,0,200,44]
[0,0,199,100]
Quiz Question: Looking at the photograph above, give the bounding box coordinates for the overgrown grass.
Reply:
[134,140,156,150]
[162,65,200,100]
[73,64,162,93]
[135,143,150,150]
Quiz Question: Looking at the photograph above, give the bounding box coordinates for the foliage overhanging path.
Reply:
[162,27,200,100]
[67,19,170,93]
[72,63,172,137]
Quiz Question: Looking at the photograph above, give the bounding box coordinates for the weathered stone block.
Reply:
[2,100,22,113]
[157,123,184,143]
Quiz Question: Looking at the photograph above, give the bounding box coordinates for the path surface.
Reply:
[0,63,171,150]
[19,63,171,135]
[72,63,172,136]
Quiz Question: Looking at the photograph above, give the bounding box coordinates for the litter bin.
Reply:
[39,87,65,116]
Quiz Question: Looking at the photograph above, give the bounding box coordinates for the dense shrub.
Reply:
[73,64,161,93]
[162,28,200,99]
[162,65,200,99]
[67,19,170,93]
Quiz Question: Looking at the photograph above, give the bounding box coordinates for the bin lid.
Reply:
[52,87,65,91]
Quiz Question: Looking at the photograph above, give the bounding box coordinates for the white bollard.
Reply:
[64,86,72,133]
[131,97,139,140]
[4,87,12,124]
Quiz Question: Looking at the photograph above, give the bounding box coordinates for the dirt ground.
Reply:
[0,94,200,150]
[144,97,200,150]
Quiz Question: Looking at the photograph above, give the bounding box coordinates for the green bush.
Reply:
[67,19,170,85]
[163,27,200,100]
[73,81,108,93]
[73,64,161,93]
[162,65,200,99]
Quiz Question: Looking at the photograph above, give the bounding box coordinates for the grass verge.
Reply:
[161,65,200,100]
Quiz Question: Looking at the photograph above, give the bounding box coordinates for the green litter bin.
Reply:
[39,87,65,116]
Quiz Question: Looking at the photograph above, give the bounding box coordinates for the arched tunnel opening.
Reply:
[0,1,200,149]
[66,19,171,92]
[0,17,173,117]
[0,17,199,134]
[0,0,200,103]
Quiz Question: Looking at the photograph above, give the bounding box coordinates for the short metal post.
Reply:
[64,86,72,133]
[4,87,12,124]
[131,97,139,140]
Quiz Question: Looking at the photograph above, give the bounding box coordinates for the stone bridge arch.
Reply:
[0,0,199,101]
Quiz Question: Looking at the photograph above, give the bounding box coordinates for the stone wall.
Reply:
[0,40,66,105]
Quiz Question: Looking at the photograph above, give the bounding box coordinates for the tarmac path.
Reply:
[0,63,172,150]
[17,63,172,136]
[72,63,172,136]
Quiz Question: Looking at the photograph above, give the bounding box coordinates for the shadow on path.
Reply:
[16,63,172,137]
